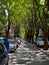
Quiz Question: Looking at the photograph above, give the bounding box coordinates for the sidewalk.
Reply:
[40,49,49,56]
[28,42,49,56]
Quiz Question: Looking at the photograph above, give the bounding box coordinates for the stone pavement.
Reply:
[8,42,49,65]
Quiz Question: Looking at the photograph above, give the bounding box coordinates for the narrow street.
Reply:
[8,41,49,65]
[0,0,49,65]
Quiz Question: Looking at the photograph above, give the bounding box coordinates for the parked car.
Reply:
[8,39,15,52]
[0,37,9,52]
[0,41,9,65]
[36,37,49,47]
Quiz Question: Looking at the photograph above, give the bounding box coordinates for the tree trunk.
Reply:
[43,32,48,50]
[14,23,20,37]
[46,0,49,10]
[29,37,31,42]
[36,29,39,39]
[6,31,9,38]
[47,25,49,41]
[32,35,34,44]
[5,21,11,38]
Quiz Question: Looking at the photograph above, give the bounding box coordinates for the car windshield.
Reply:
[38,38,44,41]
[9,39,14,46]
[9,41,15,48]
[8,39,14,43]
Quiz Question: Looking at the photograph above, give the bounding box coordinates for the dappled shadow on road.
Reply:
[8,43,49,65]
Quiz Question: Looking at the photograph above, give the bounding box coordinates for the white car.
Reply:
[8,39,15,52]
[36,37,49,47]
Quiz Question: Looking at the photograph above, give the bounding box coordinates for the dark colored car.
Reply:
[0,41,9,65]
[0,37,9,52]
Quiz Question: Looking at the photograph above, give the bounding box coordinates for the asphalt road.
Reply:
[8,40,49,65]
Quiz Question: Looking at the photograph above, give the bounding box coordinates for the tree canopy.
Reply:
[0,0,49,39]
